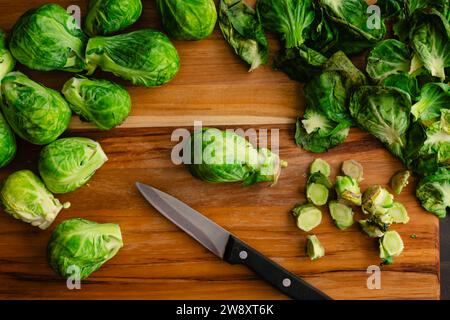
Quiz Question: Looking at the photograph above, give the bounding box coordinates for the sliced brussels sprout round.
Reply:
[359,220,384,238]
[335,175,362,206]
[292,204,322,232]
[85,0,143,36]
[62,77,132,130]
[362,185,394,216]
[306,235,325,261]
[0,72,72,145]
[0,112,16,168]
[388,202,410,224]
[379,230,404,265]
[86,29,180,87]
[39,138,108,194]
[341,160,363,182]
[310,158,331,177]
[307,183,329,206]
[9,4,87,72]
[0,170,68,229]
[48,218,123,280]
[390,170,411,195]
[329,201,354,230]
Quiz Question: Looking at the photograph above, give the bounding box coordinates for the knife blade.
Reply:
[136,182,331,300]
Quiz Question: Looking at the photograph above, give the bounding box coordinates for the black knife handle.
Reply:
[224,235,331,300]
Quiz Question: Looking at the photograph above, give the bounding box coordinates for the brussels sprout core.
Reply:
[362,185,394,216]
[328,201,354,230]
[379,230,404,265]
[387,202,410,224]
[306,235,325,260]
[292,204,322,232]
[335,176,362,206]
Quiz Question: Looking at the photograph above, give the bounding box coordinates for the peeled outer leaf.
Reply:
[219,0,268,71]
[0,112,16,168]
[85,0,143,36]
[295,110,350,153]
[157,0,217,40]
[0,170,67,229]
[319,0,386,42]
[0,72,72,145]
[410,9,450,81]
[47,218,123,280]
[9,4,87,72]
[274,45,327,82]
[306,1,337,53]
[381,73,420,101]
[188,128,285,186]
[0,29,15,82]
[86,29,180,87]
[257,0,315,48]
[405,0,449,17]
[411,83,450,126]
[349,86,411,161]
[416,167,450,218]
[333,25,380,56]
[376,0,403,19]
[39,138,108,194]
[366,39,412,81]
[323,51,367,89]
[62,77,132,130]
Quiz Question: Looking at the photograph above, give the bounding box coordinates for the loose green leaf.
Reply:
[416,167,449,218]
[381,73,420,101]
[411,83,449,126]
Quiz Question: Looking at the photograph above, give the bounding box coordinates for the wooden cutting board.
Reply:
[0,0,439,300]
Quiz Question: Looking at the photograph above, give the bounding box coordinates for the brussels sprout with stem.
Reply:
[292,204,322,232]
[86,29,180,87]
[359,220,384,238]
[335,176,362,206]
[310,158,330,177]
[0,72,72,145]
[416,167,449,218]
[379,230,404,265]
[9,4,87,72]
[85,0,143,36]
[219,0,268,71]
[306,235,325,260]
[48,218,123,280]
[0,112,16,168]
[0,29,15,82]
[306,172,331,206]
[388,202,410,224]
[329,201,354,230]
[0,170,69,229]
[62,77,132,130]
[39,138,108,194]
[390,170,411,195]
[157,0,217,40]
[341,160,363,182]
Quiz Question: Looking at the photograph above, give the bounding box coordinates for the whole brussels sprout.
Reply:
[85,0,143,36]
[0,29,15,82]
[48,218,123,280]
[62,77,132,130]
[0,112,16,168]
[156,0,217,40]
[86,29,180,87]
[0,72,72,145]
[0,170,69,229]
[39,138,108,194]
[9,4,87,72]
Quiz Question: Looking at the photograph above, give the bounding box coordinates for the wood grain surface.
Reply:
[0,0,440,300]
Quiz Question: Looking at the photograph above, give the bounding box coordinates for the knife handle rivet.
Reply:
[282,278,291,288]
[239,251,248,260]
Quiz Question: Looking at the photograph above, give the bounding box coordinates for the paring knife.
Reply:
[136,182,331,300]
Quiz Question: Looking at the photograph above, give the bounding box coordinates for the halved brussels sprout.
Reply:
[86,29,180,87]
[157,0,217,40]
[292,204,322,232]
[48,218,123,280]
[362,185,394,216]
[39,138,108,194]
[306,235,325,260]
[379,230,404,265]
[390,170,411,195]
[416,167,449,218]
[9,4,87,72]
[0,29,15,82]
[341,160,363,182]
[0,112,16,168]
[306,172,331,206]
[0,170,69,229]
[189,128,286,186]
[85,0,143,36]
[310,158,331,177]
[328,201,354,230]
[62,77,132,130]
[388,202,410,224]
[0,72,72,145]
[335,176,362,206]
[359,220,384,238]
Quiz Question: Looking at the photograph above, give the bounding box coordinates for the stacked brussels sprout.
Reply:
[292,158,408,264]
